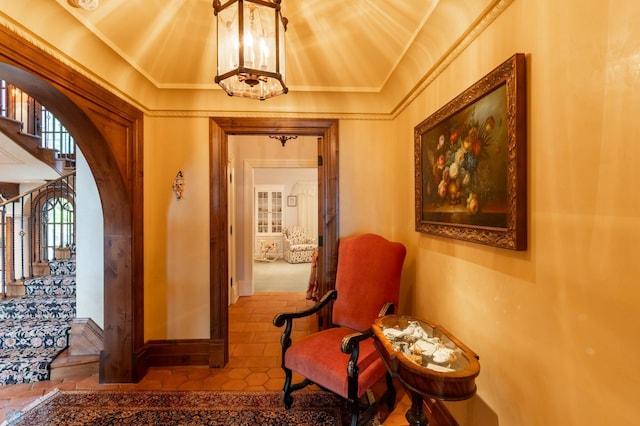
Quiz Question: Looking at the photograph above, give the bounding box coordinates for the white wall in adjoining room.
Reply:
[75,147,104,328]
[228,135,317,296]
[254,167,317,229]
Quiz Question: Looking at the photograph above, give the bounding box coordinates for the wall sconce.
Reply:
[269,135,297,147]
[173,171,184,199]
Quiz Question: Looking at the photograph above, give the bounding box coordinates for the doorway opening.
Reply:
[209,118,339,368]
[250,165,318,294]
[228,134,318,296]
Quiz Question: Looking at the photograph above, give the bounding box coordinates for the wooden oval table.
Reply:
[372,315,480,426]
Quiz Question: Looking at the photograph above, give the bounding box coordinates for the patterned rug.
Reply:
[2,389,345,425]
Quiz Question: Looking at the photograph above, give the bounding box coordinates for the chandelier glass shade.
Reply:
[213,0,288,100]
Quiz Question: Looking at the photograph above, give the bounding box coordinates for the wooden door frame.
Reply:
[0,26,144,383]
[208,117,339,366]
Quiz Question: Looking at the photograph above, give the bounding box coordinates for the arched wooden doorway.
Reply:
[0,27,144,383]
[208,118,339,366]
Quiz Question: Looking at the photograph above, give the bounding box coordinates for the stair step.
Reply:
[0,296,75,320]
[24,275,76,297]
[0,318,71,350]
[3,282,26,298]
[48,258,76,275]
[50,349,99,380]
[0,347,65,385]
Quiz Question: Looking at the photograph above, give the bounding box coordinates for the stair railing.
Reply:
[0,172,76,299]
[1,80,75,168]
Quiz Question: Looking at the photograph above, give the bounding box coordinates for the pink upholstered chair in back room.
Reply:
[273,233,406,426]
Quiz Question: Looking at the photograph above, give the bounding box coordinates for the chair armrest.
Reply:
[341,328,375,396]
[273,290,337,357]
[341,328,373,354]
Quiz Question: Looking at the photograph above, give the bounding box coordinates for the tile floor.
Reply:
[0,292,412,424]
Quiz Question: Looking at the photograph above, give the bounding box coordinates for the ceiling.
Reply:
[59,0,438,93]
[0,0,497,185]
[0,132,59,184]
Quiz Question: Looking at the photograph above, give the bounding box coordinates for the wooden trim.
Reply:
[209,118,339,364]
[0,25,144,384]
[0,183,19,199]
[208,118,229,367]
[142,339,216,367]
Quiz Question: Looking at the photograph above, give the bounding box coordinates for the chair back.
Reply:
[284,226,308,244]
[332,233,406,331]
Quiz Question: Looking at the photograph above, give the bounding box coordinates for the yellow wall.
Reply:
[143,116,211,340]
[6,0,635,422]
[390,0,640,424]
[138,1,640,421]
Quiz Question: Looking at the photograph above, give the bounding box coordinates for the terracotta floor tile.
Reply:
[263,342,282,356]
[184,367,213,381]
[244,385,267,391]
[266,367,285,379]
[241,355,279,368]
[177,380,211,390]
[245,372,269,386]
[221,379,248,391]
[142,368,173,380]
[243,322,273,332]
[251,330,282,343]
[263,378,285,391]
[226,368,252,379]
[0,383,32,396]
[202,373,231,387]
[229,331,255,343]
[231,343,265,357]
[0,292,413,424]
[224,357,246,369]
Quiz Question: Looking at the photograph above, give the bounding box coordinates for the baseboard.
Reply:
[142,339,222,368]
[229,284,239,304]
[238,279,252,297]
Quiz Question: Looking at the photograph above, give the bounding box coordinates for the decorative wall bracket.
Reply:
[269,135,298,147]
[173,171,184,200]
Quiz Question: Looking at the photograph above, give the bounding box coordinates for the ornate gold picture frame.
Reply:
[414,53,527,250]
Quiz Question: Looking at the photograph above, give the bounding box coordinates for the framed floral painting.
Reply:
[414,53,527,250]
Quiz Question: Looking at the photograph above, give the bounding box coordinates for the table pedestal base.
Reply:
[406,391,429,426]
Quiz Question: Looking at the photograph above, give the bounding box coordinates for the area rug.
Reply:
[2,389,345,425]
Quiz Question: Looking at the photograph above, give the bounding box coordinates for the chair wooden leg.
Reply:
[282,365,315,410]
[282,366,294,409]
[350,404,360,426]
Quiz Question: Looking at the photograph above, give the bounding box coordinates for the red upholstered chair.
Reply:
[273,233,406,426]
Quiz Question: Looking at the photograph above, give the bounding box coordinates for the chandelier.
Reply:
[213,0,288,100]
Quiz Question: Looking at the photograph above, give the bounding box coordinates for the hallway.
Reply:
[0,292,412,424]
